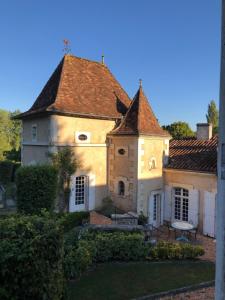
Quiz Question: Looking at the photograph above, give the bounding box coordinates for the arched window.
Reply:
[174,187,189,222]
[118,181,125,196]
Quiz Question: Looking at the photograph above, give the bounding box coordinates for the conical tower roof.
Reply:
[110,85,170,137]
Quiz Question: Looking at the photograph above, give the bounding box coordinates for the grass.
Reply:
[67,261,215,300]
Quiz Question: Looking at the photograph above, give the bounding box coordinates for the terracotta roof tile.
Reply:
[166,136,218,173]
[110,86,170,137]
[17,55,131,119]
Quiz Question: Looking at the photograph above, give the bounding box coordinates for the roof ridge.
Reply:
[64,53,106,67]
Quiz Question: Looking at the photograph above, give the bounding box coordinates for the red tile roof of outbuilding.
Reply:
[166,135,218,174]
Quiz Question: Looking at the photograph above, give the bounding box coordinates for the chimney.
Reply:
[196,123,213,140]
[101,55,105,65]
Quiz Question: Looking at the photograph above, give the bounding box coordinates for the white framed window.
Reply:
[31,125,37,142]
[153,194,161,221]
[75,132,90,143]
[174,187,189,222]
[75,175,88,205]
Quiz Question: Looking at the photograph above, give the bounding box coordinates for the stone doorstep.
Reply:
[131,280,215,300]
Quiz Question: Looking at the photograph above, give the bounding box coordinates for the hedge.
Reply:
[64,230,205,280]
[0,214,64,300]
[148,241,205,260]
[16,165,58,213]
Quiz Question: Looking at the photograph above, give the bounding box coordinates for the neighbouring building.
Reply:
[16,54,217,237]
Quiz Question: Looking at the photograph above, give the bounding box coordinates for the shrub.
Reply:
[64,244,92,279]
[16,165,58,214]
[0,161,14,184]
[0,214,64,300]
[148,241,204,260]
[138,212,148,225]
[81,231,147,262]
[58,211,90,232]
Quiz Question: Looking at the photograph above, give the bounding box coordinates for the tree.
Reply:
[49,147,78,212]
[162,122,195,140]
[206,100,219,134]
[0,109,21,161]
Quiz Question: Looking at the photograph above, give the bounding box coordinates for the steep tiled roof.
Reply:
[16,55,131,119]
[166,136,218,173]
[110,86,170,137]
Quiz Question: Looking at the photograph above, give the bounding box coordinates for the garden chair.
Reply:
[188,226,198,240]
[163,220,176,238]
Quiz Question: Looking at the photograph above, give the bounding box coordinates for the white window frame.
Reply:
[174,187,189,222]
[75,175,88,206]
[75,132,91,143]
[31,124,37,142]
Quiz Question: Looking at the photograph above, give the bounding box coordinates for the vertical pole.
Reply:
[216,1,225,299]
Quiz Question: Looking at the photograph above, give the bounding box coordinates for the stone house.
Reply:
[16,54,217,237]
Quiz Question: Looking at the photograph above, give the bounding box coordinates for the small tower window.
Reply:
[118,181,125,196]
[118,148,126,155]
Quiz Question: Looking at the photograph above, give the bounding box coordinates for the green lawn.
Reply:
[67,261,215,300]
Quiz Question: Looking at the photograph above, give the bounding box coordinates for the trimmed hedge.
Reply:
[16,165,58,213]
[0,214,64,300]
[64,230,205,280]
[148,241,205,260]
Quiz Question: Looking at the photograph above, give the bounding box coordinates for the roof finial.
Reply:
[63,39,71,54]
[139,78,142,88]
[101,55,105,65]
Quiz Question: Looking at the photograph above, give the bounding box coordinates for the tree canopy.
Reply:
[0,109,21,161]
[162,122,195,140]
[206,100,219,134]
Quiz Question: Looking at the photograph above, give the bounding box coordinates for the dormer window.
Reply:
[31,125,37,142]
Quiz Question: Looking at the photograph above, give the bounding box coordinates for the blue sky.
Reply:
[0,0,221,129]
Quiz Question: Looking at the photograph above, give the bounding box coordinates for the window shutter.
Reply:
[203,191,216,237]
[188,189,199,227]
[88,173,95,210]
[160,192,164,225]
[164,185,172,221]
[148,194,154,225]
[69,176,76,212]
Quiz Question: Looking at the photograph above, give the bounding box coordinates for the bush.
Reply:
[0,161,14,184]
[16,165,58,214]
[64,244,92,279]
[81,231,147,262]
[0,214,64,300]
[58,211,90,232]
[148,241,204,260]
[138,212,148,225]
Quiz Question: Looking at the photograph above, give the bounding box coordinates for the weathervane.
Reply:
[139,78,142,87]
[63,39,71,54]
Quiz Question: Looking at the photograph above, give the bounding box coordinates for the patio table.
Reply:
[171,221,194,242]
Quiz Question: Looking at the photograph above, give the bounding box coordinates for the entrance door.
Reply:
[149,192,161,227]
[203,191,216,237]
[70,175,88,212]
